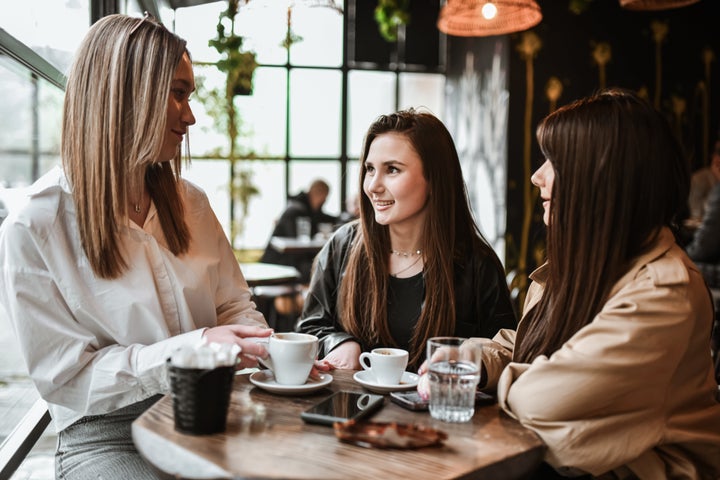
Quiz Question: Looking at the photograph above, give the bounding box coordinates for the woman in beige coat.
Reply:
[423,90,720,479]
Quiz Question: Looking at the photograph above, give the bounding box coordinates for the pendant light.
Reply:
[437,0,543,37]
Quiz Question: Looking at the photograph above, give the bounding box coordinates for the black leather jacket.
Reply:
[296,223,517,361]
[686,182,720,287]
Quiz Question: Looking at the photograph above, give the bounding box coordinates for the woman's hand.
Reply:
[321,341,362,370]
[203,325,273,369]
[308,359,333,380]
[416,372,430,401]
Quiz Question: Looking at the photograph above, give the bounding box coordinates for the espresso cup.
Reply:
[259,333,319,385]
[359,348,408,386]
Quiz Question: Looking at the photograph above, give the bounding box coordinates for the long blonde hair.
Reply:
[62,14,190,278]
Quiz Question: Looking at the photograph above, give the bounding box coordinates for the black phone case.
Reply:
[391,390,496,411]
[390,391,428,411]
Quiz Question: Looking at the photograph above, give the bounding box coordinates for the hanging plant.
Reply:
[208,0,258,96]
[374,0,410,42]
[196,0,261,247]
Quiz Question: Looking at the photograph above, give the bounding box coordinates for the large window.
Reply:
[173,0,445,249]
[0,1,89,470]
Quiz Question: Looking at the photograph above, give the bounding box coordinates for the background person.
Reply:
[421,89,720,478]
[260,178,337,283]
[337,192,360,225]
[686,181,720,290]
[687,138,720,223]
[297,108,516,371]
[0,14,271,480]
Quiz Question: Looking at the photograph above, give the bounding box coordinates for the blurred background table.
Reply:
[239,262,300,288]
[240,262,303,332]
[132,369,545,480]
[269,236,327,255]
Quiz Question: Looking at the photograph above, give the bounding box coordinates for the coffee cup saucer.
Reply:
[353,370,419,394]
[249,369,333,395]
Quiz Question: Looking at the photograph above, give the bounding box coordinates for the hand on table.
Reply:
[308,359,333,380]
[320,341,361,370]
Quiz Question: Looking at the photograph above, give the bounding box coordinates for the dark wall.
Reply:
[505,0,720,274]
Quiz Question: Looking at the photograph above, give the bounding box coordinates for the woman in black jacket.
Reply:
[296,109,516,371]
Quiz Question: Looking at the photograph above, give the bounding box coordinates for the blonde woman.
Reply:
[0,14,270,479]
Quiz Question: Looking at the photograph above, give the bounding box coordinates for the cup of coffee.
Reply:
[359,348,408,385]
[259,333,319,385]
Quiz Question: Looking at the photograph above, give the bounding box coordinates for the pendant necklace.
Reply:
[132,182,146,214]
[390,248,423,277]
[391,255,423,277]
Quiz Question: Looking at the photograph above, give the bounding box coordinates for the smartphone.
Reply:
[390,390,496,411]
[389,391,429,411]
[300,391,385,426]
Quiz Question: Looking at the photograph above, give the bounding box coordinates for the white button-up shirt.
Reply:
[0,166,266,432]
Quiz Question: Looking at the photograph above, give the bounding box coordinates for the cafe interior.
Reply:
[1,0,720,478]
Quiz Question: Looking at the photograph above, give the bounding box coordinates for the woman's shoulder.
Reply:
[458,238,506,273]
[630,229,694,287]
[178,178,212,214]
[332,220,358,242]
[2,167,69,237]
[315,221,358,266]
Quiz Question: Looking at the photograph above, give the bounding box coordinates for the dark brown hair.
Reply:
[515,89,689,362]
[338,108,500,367]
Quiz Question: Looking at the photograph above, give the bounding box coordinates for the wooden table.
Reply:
[239,262,301,288]
[132,370,545,480]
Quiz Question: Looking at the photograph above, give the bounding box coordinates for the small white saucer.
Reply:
[353,370,419,394]
[249,369,333,395]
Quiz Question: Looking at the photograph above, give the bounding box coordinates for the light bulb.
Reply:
[481,2,498,19]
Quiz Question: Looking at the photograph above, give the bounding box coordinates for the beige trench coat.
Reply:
[477,228,720,479]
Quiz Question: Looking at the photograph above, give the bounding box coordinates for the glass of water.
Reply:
[295,217,312,242]
[426,337,482,423]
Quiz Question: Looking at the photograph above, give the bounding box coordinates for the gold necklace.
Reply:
[390,248,421,257]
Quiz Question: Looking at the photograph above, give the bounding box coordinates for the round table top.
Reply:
[239,262,301,287]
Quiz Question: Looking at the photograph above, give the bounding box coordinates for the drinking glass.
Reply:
[296,217,311,241]
[426,337,482,423]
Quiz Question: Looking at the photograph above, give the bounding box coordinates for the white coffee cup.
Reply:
[259,333,319,385]
[359,348,408,386]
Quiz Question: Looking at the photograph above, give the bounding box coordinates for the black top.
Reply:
[387,272,424,351]
[296,222,518,367]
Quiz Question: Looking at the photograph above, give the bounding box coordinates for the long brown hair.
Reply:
[62,14,190,279]
[339,108,499,366]
[515,89,689,363]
